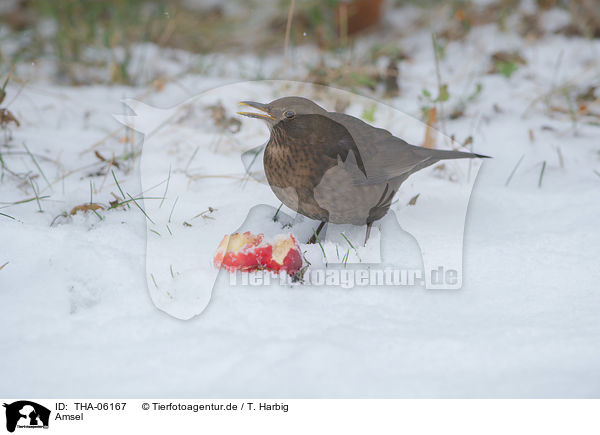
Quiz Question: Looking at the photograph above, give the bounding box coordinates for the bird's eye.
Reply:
[284,110,295,119]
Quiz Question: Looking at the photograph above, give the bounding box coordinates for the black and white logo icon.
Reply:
[3,401,50,433]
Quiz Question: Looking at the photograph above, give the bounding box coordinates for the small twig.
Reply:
[0,195,51,210]
[522,62,595,117]
[192,207,215,220]
[78,127,123,156]
[283,0,296,62]
[338,3,348,47]
[127,193,155,224]
[159,165,171,208]
[563,88,578,130]
[111,170,129,208]
[188,173,256,182]
[538,161,547,188]
[341,232,361,262]
[342,249,349,268]
[96,152,118,193]
[107,196,161,210]
[24,144,51,190]
[431,33,446,136]
[242,145,265,185]
[1,66,13,93]
[556,147,564,169]
[273,203,283,222]
[139,177,169,197]
[505,154,525,187]
[50,212,68,227]
[89,181,103,221]
[49,160,106,187]
[312,227,327,265]
[184,146,200,173]
[341,232,356,251]
[0,261,8,271]
[0,212,15,220]
[168,196,179,223]
[28,178,42,212]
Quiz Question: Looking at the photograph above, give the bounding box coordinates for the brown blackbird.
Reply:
[238,96,488,244]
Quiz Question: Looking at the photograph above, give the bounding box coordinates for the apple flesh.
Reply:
[214,232,302,276]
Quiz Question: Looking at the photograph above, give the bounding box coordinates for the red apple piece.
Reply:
[213,232,302,276]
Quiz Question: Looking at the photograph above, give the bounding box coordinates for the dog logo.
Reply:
[3,401,50,432]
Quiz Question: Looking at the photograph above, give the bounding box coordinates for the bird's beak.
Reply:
[237,101,277,120]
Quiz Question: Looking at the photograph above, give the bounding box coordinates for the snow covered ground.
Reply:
[1,5,599,397]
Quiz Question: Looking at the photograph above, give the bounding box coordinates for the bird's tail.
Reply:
[428,148,490,160]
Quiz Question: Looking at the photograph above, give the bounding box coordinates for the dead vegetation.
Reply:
[488,51,527,77]
[0,73,19,131]
[0,0,598,228]
[70,203,104,215]
[206,102,242,133]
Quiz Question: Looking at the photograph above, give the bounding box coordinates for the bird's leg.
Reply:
[364,222,373,247]
[307,221,326,244]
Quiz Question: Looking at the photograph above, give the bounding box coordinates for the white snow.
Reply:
[1,5,599,398]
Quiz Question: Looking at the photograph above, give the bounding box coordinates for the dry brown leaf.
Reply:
[94,150,120,169]
[383,59,400,97]
[152,77,167,92]
[206,102,241,133]
[70,203,105,215]
[423,107,437,149]
[0,108,20,128]
[408,194,420,206]
[491,51,526,65]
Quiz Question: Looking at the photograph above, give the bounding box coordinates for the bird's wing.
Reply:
[326,112,394,148]
[326,111,486,185]
[325,112,430,185]
[359,136,435,185]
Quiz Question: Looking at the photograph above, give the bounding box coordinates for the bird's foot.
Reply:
[307,221,327,244]
[364,222,373,247]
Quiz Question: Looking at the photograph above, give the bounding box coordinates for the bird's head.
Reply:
[237,96,327,128]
